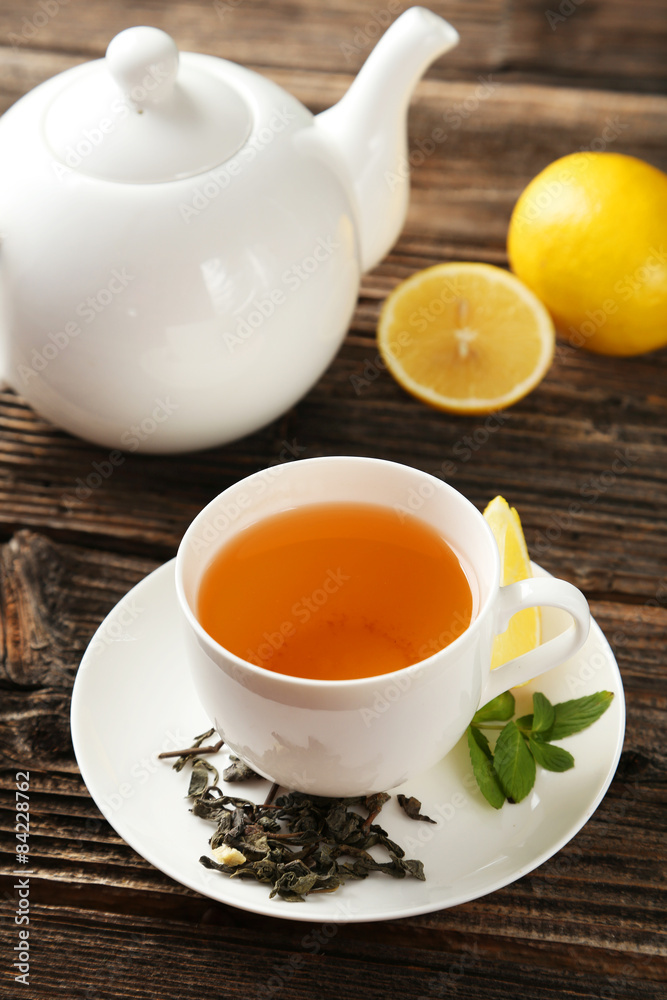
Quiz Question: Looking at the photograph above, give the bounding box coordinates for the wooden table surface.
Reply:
[0,1,665,997]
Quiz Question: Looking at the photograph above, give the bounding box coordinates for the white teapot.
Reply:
[0,9,458,452]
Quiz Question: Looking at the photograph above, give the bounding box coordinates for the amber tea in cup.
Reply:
[196,501,476,681]
[177,456,591,795]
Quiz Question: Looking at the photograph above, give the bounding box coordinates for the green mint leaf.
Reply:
[466,726,506,809]
[528,737,575,772]
[472,690,515,725]
[515,713,533,732]
[531,692,555,734]
[492,722,536,803]
[468,724,492,759]
[544,691,614,741]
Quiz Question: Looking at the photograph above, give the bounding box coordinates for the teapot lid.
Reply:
[44,27,253,183]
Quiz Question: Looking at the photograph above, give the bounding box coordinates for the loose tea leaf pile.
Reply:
[162,689,614,900]
[163,729,429,902]
[467,690,614,808]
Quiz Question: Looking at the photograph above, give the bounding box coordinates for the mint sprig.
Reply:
[467,690,614,808]
[467,726,505,809]
[470,690,515,725]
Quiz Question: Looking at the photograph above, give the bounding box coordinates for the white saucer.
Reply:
[71,559,625,924]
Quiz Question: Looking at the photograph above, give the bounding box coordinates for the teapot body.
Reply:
[0,56,360,452]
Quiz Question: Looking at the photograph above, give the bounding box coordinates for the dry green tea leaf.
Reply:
[397,794,436,823]
[165,729,428,901]
[187,757,219,797]
[223,757,263,782]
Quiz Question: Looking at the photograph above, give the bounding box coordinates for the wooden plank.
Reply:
[503,0,667,92]
[0,532,667,1000]
[0,298,665,597]
[0,52,663,270]
[0,0,664,92]
[0,2,663,998]
[0,531,155,688]
[0,766,665,989]
[0,78,662,579]
[402,81,667,245]
[0,535,664,973]
[0,895,664,1000]
[0,907,661,1000]
[2,52,665,241]
[0,46,664,256]
[0,0,513,77]
[1,774,665,917]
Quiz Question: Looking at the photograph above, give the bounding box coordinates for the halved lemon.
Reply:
[377,262,555,414]
[483,495,540,669]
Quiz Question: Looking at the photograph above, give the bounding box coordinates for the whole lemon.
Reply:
[507,152,667,356]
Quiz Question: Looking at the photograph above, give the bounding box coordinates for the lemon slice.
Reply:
[483,495,540,669]
[377,262,555,414]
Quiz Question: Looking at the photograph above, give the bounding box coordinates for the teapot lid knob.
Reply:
[106,26,179,105]
[43,25,255,183]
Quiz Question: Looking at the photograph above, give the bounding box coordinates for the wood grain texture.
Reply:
[0,534,664,1000]
[0,68,665,574]
[0,0,665,91]
[0,0,665,997]
[0,319,665,596]
[0,901,665,999]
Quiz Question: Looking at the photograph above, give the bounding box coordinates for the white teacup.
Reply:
[176,456,590,796]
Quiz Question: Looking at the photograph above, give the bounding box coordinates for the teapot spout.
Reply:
[316,8,459,273]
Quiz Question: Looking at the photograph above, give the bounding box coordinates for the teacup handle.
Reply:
[480,577,590,706]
